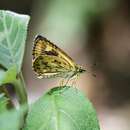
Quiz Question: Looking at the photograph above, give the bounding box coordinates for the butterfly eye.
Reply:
[77,66,86,73]
[79,68,86,73]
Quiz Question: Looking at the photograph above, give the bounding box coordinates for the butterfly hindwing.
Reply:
[33,55,74,78]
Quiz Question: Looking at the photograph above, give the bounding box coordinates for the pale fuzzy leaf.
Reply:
[0,10,30,72]
[0,109,22,130]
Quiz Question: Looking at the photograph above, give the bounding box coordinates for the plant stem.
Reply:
[13,72,28,106]
[13,72,28,129]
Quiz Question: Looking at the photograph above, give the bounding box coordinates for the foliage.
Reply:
[23,86,100,130]
[0,93,8,113]
[0,10,100,130]
[0,10,29,72]
[0,10,30,130]
[0,109,22,130]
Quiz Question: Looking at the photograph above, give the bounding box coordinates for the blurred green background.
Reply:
[1,0,130,129]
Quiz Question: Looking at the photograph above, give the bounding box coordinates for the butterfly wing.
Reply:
[32,35,76,69]
[32,55,74,78]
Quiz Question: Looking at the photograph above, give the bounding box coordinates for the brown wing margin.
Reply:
[32,35,47,59]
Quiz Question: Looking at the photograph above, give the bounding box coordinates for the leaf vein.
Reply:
[9,16,14,33]
[59,109,81,130]
[12,23,20,48]
[2,11,15,63]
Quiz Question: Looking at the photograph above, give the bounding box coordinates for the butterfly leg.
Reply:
[69,74,80,93]
[63,76,78,92]
[59,79,65,87]
[72,75,78,86]
[58,78,70,94]
[64,77,72,86]
[59,76,71,86]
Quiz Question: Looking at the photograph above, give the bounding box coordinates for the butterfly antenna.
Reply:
[85,62,97,77]
[86,69,96,77]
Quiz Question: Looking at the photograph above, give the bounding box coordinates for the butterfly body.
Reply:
[32,35,85,79]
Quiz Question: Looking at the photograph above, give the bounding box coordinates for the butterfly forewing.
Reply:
[32,36,47,60]
[32,35,76,68]
[32,35,78,78]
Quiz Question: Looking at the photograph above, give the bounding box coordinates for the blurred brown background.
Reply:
[1,0,130,129]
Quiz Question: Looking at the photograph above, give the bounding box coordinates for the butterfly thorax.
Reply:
[72,65,86,76]
[64,65,85,79]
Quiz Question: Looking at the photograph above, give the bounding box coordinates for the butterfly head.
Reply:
[76,65,86,74]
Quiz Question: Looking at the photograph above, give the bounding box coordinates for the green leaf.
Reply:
[0,10,30,72]
[0,69,5,82]
[0,65,17,85]
[0,66,17,110]
[23,86,100,130]
[0,108,22,130]
[0,93,8,113]
[0,66,28,105]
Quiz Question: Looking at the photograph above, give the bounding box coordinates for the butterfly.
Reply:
[32,35,86,82]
